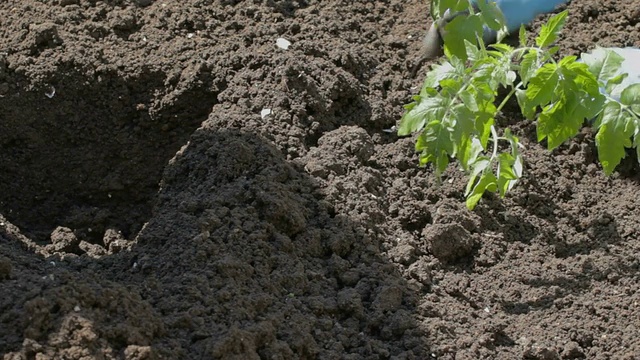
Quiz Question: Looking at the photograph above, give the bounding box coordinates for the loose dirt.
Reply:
[1,0,640,359]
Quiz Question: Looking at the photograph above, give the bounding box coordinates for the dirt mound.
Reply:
[2,0,640,359]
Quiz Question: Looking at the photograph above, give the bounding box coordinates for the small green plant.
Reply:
[399,0,640,209]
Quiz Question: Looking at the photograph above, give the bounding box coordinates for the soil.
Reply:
[1,0,640,359]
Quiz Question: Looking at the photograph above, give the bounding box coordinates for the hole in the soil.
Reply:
[0,68,219,246]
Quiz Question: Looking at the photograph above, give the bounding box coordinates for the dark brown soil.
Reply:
[1,0,640,359]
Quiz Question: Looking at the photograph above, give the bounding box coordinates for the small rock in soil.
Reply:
[47,226,80,253]
[523,345,561,360]
[373,285,403,312]
[560,341,585,359]
[103,228,130,253]
[406,258,432,287]
[423,223,476,263]
[79,240,107,258]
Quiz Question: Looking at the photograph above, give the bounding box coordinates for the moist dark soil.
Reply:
[1,0,640,359]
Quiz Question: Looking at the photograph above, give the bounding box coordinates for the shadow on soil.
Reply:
[0,127,431,358]
[0,68,219,245]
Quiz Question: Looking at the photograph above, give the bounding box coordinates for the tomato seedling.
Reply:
[399,0,640,209]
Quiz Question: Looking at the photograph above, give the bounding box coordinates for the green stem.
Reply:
[490,124,499,160]
[496,86,517,113]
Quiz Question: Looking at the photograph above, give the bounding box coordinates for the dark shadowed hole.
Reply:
[0,68,220,245]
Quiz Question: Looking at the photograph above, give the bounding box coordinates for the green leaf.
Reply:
[476,0,507,32]
[465,171,498,210]
[458,137,485,172]
[432,0,469,18]
[439,78,464,96]
[516,89,536,120]
[526,63,560,107]
[489,43,513,54]
[421,62,457,92]
[505,129,524,179]
[398,95,447,136]
[536,79,591,149]
[580,47,625,86]
[535,10,568,48]
[465,39,482,62]
[465,156,491,195]
[621,84,640,115]
[459,87,479,112]
[415,120,456,176]
[497,152,519,197]
[518,24,527,47]
[595,101,634,175]
[442,13,485,61]
[605,73,629,96]
[621,83,640,106]
[519,49,539,86]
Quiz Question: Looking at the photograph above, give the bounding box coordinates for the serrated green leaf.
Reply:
[621,83,640,106]
[459,137,485,172]
[465,156,490,195]
[580,47,625,87]
[442,13,485,61]
[460,87,479,112]
[450,103,479,170]
[473,61,499,88]
[535,10,568,48]
[476,0,507,31]
[546,46,560,57]
[518,50,538,86]
[537,84,590,149]
[605,73,629,96]
[496,152,520,197]
[526,63,559,107]
[433,0,469,18]
[466,172,498,210]
[595,101,634,175]
[415,120,455,176]
[494,54,514,87]
[490,43,513,54]
[516,89,536,120]
[398,95,448,136]
[439,78,464,96]
[464,39,482,62]
[423,62,454,86]
[518,24,527,47]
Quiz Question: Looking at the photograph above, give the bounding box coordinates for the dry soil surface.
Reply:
[1,0,640,359]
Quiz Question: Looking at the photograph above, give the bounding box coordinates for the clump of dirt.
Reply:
[2,0,640,359]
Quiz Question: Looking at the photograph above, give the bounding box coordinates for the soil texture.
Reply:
[1,0,640,359]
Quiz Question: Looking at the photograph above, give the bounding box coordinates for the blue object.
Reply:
[479,0,570,33]
[420,0,571,61]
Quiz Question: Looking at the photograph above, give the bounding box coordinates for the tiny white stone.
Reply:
[261,108,272,119]
[276,38,291,50]
[45,86,55,98]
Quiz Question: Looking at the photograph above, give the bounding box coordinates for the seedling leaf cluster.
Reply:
[400,0,640,209]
